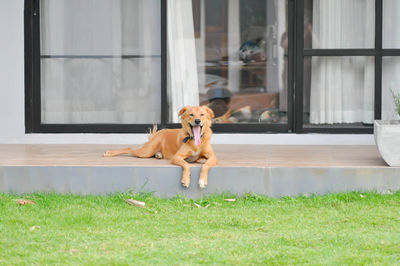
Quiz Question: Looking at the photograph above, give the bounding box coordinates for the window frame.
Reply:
[25,0,295,134]
[26,0,397,134]
[25,0,169,133]
[294,0,400,134]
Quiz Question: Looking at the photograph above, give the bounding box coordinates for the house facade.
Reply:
[1,0,399,144]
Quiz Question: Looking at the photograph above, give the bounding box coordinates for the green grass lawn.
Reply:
[1,192,399,265]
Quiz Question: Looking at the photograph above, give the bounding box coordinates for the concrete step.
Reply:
[1,144,399,198]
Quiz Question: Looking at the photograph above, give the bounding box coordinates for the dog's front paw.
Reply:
[198,178,207,189]
[181,177,190,188]
[180,168,191,188]
[103,151,114,157]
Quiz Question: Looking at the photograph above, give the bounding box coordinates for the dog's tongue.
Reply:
[193,126,201,146]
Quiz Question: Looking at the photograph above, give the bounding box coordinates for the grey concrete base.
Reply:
[1,165,400,198]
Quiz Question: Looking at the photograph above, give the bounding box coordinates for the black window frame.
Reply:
[25,0,397,134]
[25,0,296,134]
[295,0,400,134]
[25,0,169,133]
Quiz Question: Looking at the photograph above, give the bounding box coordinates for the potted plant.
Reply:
[374,89,400,166]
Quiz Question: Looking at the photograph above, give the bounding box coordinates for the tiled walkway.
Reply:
[0,144,388,168]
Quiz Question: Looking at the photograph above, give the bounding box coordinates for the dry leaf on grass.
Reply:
[29,225,40,231]
[193,202,210,208]
[15,199,36,205]
[69,249,79,255]
[125,199,145,208]
[223,199,236,202]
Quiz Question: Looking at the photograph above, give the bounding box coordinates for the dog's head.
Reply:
[179,105,214,146]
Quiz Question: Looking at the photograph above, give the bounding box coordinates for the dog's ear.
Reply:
[178,106,189,117]
[204,105,215,119]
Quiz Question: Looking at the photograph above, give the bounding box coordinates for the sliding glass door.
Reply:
[26,0,399,133]
[26,0,293,133]
[167,0,291,132]
[295,0,400,133]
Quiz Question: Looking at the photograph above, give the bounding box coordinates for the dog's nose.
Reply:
[195,119,201,125]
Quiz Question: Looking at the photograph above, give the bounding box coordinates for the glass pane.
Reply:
[304,56,374,126]
[41,58,161,124]
[382,57,400,120]
[40,0,161,124]
[383,0,400,48]
[304,0,375,49]
[168,0,288,124]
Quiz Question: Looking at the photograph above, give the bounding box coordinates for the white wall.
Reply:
[0,0,25,143]
[0,0,374,145]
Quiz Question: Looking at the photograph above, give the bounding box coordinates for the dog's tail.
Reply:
[148,125,158,141]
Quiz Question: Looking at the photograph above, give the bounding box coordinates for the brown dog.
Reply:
[103,105,218,188]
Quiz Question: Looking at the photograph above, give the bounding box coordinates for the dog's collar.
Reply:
[182,135,192,143]
[182,134,203,143]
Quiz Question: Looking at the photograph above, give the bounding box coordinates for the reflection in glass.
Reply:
[382,57,400,120]
[168,0,288,124]
[305,57,374,125]
[40,0,161,124]
[304,0,374,49]
[383,0,400,48]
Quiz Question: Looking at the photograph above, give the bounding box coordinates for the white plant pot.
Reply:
[374,120,400,166]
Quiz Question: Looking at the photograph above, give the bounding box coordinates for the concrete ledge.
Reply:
[1,165,399,198]
[1,144,399,198]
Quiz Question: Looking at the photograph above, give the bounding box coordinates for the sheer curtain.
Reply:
[309,0,375,124]
[276,0,287,99]
[382,57,400,120]
[40,0,161,124]
[167,0,199,123]
[382,0,400,120]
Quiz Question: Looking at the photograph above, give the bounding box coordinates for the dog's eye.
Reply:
[189,114,194,117]
[201,114,205,116]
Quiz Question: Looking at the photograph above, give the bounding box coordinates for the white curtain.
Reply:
[309,0,375,124]
[382,0,400,120]
[194,0,207,96]
[383,0,400,49]
[40,0,161,124]
[382,57,400,120]
[167,0,199,123]
[276,0,287,95]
